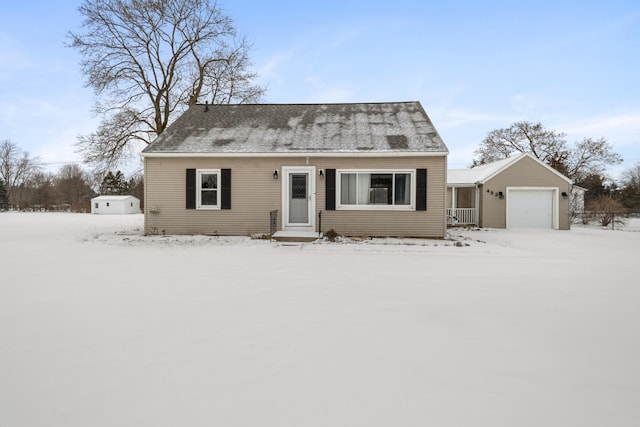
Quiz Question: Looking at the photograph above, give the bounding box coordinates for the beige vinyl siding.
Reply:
[145,157,284,236]
[480,156,571,230]
[145,155,447,238]
[319,157,446,238]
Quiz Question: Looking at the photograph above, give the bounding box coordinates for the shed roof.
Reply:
[142,102,448,155]
[91,195,139,201]
[448,153,573,185]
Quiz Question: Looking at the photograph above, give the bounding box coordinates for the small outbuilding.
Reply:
[91,195,140,215]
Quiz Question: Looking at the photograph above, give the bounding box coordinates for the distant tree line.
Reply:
[0,140,143,212]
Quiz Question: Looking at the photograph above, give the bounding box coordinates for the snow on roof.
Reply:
[447,153,573,185]
[142,102,448,155]
[91,195,138,201]
[448,155,523,185]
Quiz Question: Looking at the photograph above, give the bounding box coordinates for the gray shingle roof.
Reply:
[142,101,448,155]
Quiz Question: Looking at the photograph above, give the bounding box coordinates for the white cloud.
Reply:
[508,92,577,120]
[0,33,34,79]
[301,75,355,103]
[257,50,297,83]
[562,112,640,144]
[438,109,517,129]
[0,102,19,125]
[324,23,367,49]
[562,112,640,178]
[447,144,478,169]
[30,115,98,165]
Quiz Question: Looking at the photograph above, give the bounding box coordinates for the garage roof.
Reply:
[448,153,573,185]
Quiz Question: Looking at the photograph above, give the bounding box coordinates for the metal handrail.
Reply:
[269,210,278,241]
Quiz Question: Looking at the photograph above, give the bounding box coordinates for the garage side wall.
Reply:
[144,155,447,238]
[479,156,571,230]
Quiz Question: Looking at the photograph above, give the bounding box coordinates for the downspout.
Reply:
[475,182,481,227]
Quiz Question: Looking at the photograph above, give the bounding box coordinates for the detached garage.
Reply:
[91,195,140,215]
[447,153,572,230]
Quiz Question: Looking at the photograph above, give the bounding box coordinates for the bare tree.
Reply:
[55,164,96,212]
[68,0,265,173]
[619,162,640,210]
[585,194,625,227]
[564,137,623,183]
[23,172,55,211]
[473,121,622,182]
[473,121,568,165]
[621,162,640,193]
[0,140,42,208]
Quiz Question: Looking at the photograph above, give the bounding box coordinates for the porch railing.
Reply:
[447,208,477,226]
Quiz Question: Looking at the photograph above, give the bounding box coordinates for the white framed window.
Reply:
[337,169,415,210]
[196,169,221,209]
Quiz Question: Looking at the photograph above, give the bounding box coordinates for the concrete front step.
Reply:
[271,231,322,242]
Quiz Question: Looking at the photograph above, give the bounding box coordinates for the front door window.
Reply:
[289,173,309,223]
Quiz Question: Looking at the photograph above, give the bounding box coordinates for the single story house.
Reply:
[91,195,141,214]
[447,153,572,229]
[141,102,449,238]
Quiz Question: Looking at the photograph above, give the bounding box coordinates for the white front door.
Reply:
[282,166,315,232]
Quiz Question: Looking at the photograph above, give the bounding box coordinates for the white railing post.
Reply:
[446,208,478,226]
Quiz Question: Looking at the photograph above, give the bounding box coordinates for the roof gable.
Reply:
[142,102,448,155]
[448,156,517,184]
[448,153,572,185]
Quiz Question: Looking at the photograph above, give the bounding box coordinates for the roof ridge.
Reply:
[191,101,421,107]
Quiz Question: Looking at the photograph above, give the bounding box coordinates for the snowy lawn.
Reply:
[1,212,639,426]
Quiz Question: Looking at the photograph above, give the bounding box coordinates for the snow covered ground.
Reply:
[1,212,639,426]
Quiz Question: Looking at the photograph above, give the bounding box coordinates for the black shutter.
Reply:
[416,168,427,211]
[186,169,196,209]
[325,169,336,210]
[221,169,231,210]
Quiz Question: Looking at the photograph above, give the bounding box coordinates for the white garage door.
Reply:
[507,189,554,228]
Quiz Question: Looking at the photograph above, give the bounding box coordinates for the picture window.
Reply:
[337,170,414,210]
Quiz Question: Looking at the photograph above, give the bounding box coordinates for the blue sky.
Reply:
[1,0,639,179]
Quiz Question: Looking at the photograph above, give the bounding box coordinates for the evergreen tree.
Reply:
[576,173,614,205]
[127,174,144,209]
[99,171,129,195]
[0,178,8,210]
